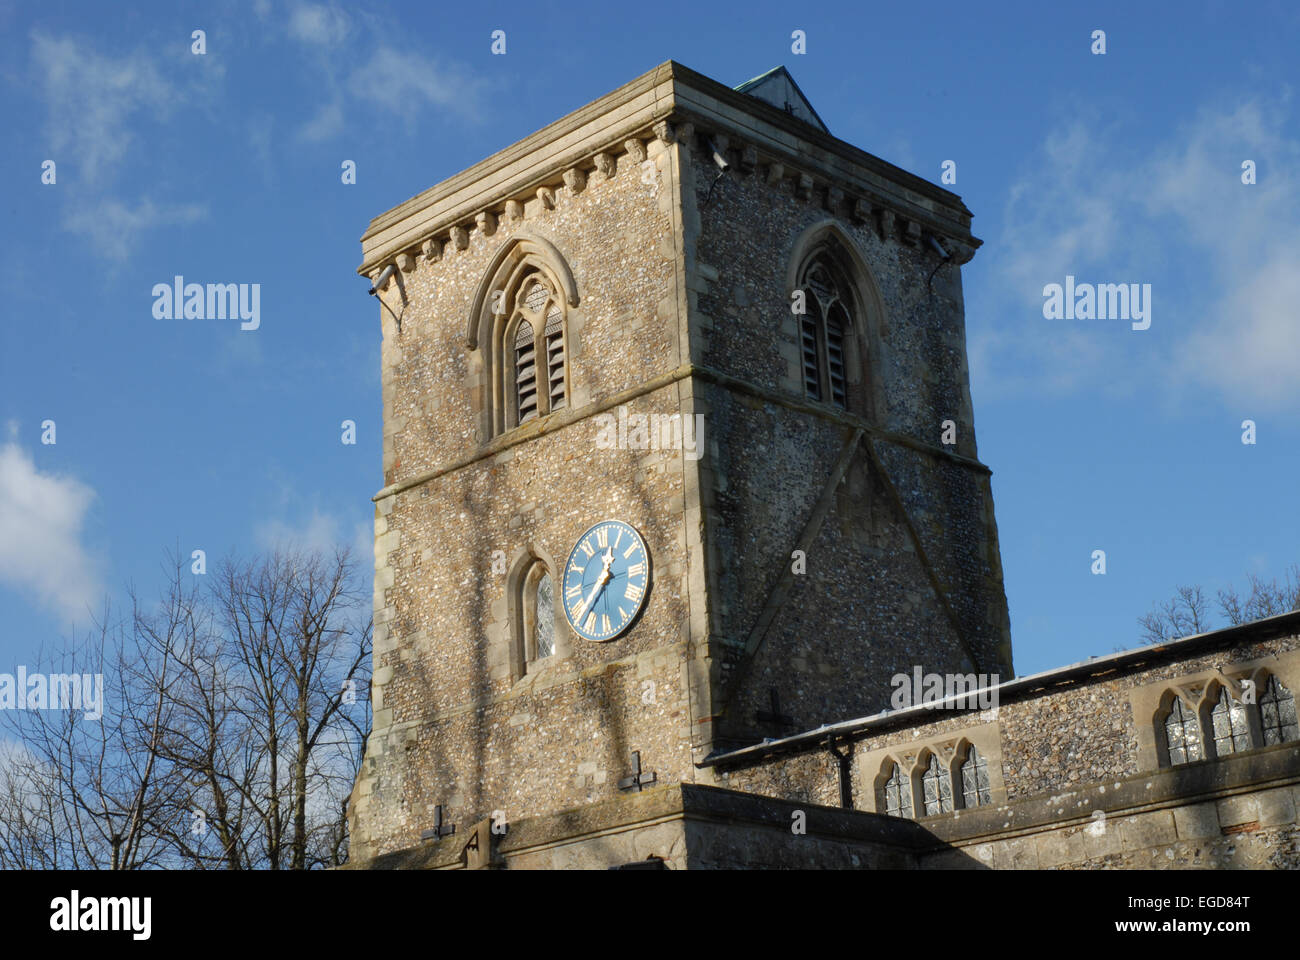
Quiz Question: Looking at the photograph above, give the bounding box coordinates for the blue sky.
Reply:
[1,0,1297,678]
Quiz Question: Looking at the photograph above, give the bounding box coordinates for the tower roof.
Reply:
[733,66,829,134]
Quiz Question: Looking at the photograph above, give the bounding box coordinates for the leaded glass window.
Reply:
[797,259,852,410]
[959,745,991,808]
[883,762,913,819]
[1260,675,1299,746]
[1163,696,1203,765]
[1210,687,1252,756]
[921,754,952,816]
[534,572,554,660]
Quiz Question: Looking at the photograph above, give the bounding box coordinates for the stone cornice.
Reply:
[663,60,975,238]
[358,63,676,275]
[358,60,982,277]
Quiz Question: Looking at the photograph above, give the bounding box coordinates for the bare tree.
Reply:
[1139,565,1300,645]
[197,547,371,869]
[1138,584,1211,644]
[0,561,197,869]
[0,546,371,870]
[1218,565,1300,626]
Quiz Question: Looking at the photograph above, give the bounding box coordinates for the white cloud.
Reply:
[298,100,345,142]
[246,112,276,180]
[349,47,485,122]
[1175,250,1300,407]
[62,197,207,263]
[1145,100,1300,409]
[0,442,101,623]
[256,508,369,564]
[288,2,351,47]
[31,32,179,182]
[30,31,220,262]
[279,10,489,141]
[980,95,1300,410]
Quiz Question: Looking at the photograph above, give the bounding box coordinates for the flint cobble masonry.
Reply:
[346,62,1298,869]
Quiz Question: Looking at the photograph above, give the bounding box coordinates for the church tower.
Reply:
[347,61,1011,867]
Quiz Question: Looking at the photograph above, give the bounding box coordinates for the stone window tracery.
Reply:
[797,258,851,409]
[1209,686,1251,757]
[959,744,991,808]
[1259,674,1298,746]
[506,275,567,428]
[469,234,579,442]
[1163,696,1203,766]
[883,760,913,819]
[920,752,953,816]
[1154,669,1299,768]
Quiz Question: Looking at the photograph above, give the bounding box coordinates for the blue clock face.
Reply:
[561,520,650,642]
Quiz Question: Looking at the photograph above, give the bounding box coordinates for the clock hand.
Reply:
[577,549,616,619]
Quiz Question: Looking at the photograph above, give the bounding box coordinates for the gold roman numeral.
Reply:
[596,527,609,548]
[580,541,595,559]
[624,584,643,603]
[627,561,645,578]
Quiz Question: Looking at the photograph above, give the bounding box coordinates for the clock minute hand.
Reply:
[578,549,616,618]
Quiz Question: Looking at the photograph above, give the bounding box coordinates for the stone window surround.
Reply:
[778,220,887,427]
[491,544,575,686]
[466,232,585,443]
[503,273,569,428]
[1128,647,1300,771]
[794,254,855,410]
[861,719,1004,819]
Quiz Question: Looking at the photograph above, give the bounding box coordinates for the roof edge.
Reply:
[357,60,978,276]
[700,609,1300,768]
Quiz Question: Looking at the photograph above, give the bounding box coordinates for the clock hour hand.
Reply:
[577,548,616,619]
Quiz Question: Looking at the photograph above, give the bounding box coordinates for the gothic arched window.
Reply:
[920,753,952,816]
[1163,696,1203,765]
[511,558,557,680]
[468,233,580,441]
[1209,686,1251,757]
[958,744,991,809]
[796,258,851,409]
[506,275,567,428]
[882,761,913,819]
[1260,675,1299,746]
